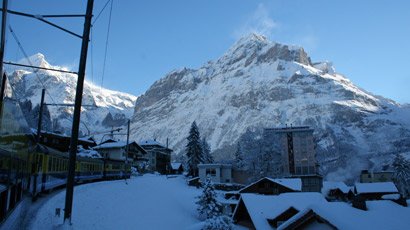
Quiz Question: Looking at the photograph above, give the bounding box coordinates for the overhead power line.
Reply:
[100,0,114,89]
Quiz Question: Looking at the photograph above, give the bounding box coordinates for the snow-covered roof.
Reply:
[240,177,302,192]
[170,163,182,170]
[322,181,350,194]
[78,137,96,144]
[138,140,166,148]
[77,146,102,159]
[236,193,326,229]
[268,178,302,191]
[277,199,410,230]
[94,141,128,149]
[355,182,398,194]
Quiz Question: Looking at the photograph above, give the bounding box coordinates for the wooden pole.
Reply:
[64,0,94,222]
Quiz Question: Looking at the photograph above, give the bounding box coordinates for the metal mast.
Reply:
[64,0,94,222]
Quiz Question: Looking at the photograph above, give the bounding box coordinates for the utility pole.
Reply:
[124,119,131,182]
[64,0,94,222]
[0,73,6,122]
[0,0,8,127]
[36,89,45,142]
[126,120,130,159]
[0,0,7,80]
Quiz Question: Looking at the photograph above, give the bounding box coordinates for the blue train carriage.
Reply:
[103,159,131,180]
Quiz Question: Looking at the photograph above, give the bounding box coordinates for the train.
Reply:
[0,133,132,223]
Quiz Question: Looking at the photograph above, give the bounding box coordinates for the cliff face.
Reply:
[130,34,410,181]
[8,53,137,135]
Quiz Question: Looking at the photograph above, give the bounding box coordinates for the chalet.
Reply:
[139,140,172,174]
[233,193,410,229]
[198,164,232,184]
[322,181,353,201]
[93,140,147,165]
[169,162,183,174]
[360,170,394,183]
[35,130,96,152]
[239,177,302,195]
[354,182,399,200]
[276,208,337,230]
[232,193,327,229]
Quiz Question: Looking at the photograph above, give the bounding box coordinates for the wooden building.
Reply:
[322,181,353,201]
[93,140,147,165]
[354,182,399,200]
[139,140,172,174]
[169,162,183,174]
[232,193,327,229]
[277,209,337,230]
[239,177,301,195]
[37,131,96,152]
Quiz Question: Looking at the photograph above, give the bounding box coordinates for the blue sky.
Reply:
[4,0,410,103]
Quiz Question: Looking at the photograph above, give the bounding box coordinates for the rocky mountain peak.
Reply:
[130,34,410,182]
[218,33,312,69]
[20,53,51,69]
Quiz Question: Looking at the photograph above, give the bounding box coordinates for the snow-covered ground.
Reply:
[28,175,206,230]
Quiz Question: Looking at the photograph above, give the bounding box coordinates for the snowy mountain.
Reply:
[7,53,137,136]
[130,33,410,181]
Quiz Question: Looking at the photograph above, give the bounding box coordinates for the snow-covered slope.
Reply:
[130,33,410,181]
[7,53,137,136]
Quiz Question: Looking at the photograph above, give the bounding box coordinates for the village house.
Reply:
[232,192,327,229]
[354,182,399,201]
[239,177,302,195]
[93,139,147,165]
[36,130,97,152]
[360,170,394,183]
[198,164,232,184]
[138,140,172,174]
[322,181,354,201]
[232,192,410,229]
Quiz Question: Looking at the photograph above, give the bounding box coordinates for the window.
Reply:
[206,168,216,176]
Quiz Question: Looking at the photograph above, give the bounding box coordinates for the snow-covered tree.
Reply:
[234,142,245,170]
[203,215,233,230]
[201,137,213,164]
[392,154,410,197]
[196,176,222,220]
[186,121,203,177]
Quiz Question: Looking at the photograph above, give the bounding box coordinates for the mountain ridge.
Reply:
[130,33,410,181]
[7,53,138,136]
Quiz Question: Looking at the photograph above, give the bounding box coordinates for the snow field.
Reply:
[30,175,204,230]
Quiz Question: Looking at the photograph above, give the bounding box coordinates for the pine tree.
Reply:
[186,121,203,177]
[234,142,245,170]
[392,154,410,197]
[201,137,213,164]
[196,176,222,220]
